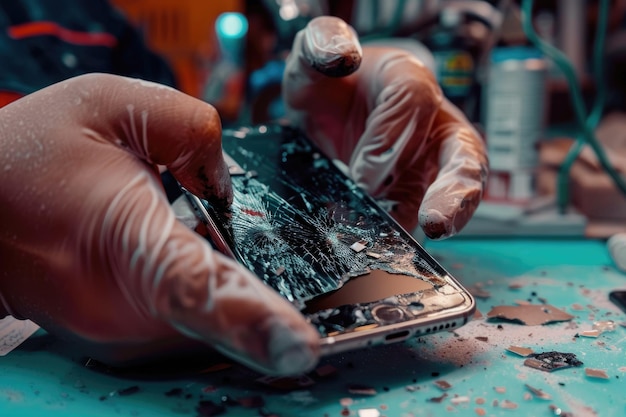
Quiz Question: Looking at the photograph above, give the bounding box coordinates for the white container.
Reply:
[483,47,548,171]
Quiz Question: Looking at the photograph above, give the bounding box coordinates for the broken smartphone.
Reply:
[183,124,475,357]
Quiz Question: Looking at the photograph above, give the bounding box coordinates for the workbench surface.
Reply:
[1,238,625,417]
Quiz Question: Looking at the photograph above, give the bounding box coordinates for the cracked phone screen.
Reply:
[197,125,467,337]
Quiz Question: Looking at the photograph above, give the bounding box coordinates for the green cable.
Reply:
[521,0,626,214]
[587,0,609,129]
[555,0,610,212]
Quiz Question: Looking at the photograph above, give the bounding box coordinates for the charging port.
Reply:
[384,330,410,342]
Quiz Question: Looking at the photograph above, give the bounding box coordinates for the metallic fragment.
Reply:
[525,384,551,400]
[593,320,616,332]
[427,393,448,403]
[434,380,452,390]
[451,396,470,404]
[486,304,575,325]
[585,368,609,379]
[506,346,535,357]
[500,400,518,409]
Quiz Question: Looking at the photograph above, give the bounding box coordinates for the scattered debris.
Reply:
[578,320,616,338]
[274,266,285,276]
[570,303,586,311]
[347,384,377,396]
[585,368,610,379]
[350,241,367,252]
[405,385,419,392]
[475,336,489,342]
[549,404,574,416]
[451,396,470,404]
[579,329,601,338]
[339,398,354,407]
[508,282,525,289]
[365,251,382,259]
[500,399,518,409]
[427,393,448,403]
[619,322,626,328]
[514,299,532,305]
[486,304,575,325]
[593,320,617,332]
[506,346,535,357]
[357,409,380,417]
[523,351,583,372]
[433,380,452,390]
[525,384,551,400]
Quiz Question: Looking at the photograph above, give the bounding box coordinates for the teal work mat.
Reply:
[1,238,625,416]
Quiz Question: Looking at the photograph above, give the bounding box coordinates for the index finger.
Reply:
[43,73,232,205]
[419,100,489,239]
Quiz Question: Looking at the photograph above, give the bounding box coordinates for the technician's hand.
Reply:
[283,16,489,238]
[0,73,319,375]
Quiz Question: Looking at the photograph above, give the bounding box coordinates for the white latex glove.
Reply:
[283,16,489,239]
[0,73,319,375]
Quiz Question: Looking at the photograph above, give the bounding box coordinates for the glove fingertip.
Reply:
[419,188,483,240]
[303,16,362,78]
[267,318,319,375]
[419,207,455,240]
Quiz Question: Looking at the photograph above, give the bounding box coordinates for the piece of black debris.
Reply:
[523,351,583,372]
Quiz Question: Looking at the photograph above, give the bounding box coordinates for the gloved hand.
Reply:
[0,73,319,375]
[283,16,489,238]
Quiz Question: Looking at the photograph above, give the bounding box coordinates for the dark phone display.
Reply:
[197,125,466,337]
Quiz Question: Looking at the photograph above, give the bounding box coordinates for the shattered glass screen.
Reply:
[197,125,468,337]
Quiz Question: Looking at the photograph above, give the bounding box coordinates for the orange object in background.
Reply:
[111,0,243,98]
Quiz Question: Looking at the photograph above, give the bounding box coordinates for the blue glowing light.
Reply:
[216,12,248,39]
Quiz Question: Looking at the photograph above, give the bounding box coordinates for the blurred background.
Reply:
[2,0,626,239]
